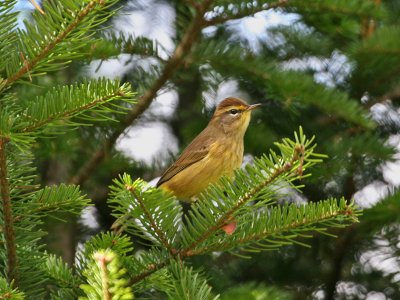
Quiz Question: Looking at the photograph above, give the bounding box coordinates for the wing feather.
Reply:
[156,129,215,187]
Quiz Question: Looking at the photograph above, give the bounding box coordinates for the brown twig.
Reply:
[29,0,45,15]
[0,138,18,286]
[69,0,214,185]
[361,0,381,39]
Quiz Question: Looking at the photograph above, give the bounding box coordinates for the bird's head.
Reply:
[211,97,261,136]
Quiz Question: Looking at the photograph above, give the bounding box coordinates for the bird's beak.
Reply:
[247,103,262,111]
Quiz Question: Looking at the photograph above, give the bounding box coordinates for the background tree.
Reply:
[1,0,399,299]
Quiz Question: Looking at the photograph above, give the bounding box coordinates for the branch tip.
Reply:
[125,184,134,191]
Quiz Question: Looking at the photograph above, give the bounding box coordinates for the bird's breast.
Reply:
[207,139,244,176]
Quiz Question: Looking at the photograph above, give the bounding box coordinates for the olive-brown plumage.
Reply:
[156,97,260,201]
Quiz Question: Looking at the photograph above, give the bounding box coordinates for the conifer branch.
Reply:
[0,138,18,286]
[122,189,359,286]
[294,1,380,18]
[186,202,356,256]
[5,0,106,87]
[180,144,303,255]
[129,260,169,285]
[21,89,126,133]
[127,199,357,284]
[70,0,215,186]
[126,185,174,254]
[204,0,288,27]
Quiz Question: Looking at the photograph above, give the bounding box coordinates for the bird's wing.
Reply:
[156,132,215,187]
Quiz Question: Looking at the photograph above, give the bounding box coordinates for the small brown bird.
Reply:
[157,97,261,201]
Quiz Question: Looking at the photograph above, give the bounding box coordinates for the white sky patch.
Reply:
[353,181,389,208]
[14,0,42,29]
[248,10,299,36]
[382,134,400,186]
[113,0,175,57]
[360,248,400,278]
[204,9,299,52]
[335,281,367,299]
[355,231,400,287]
[115,91,179,164]
[371,101,400,131]
[282,51,352,87]
[241,12,268,36]
[146,90,179,120]
[203,79,251,109]
[365,292,388,300]
[85,54,135,79]
[236,10,299,52]
[79,206,100,230]
[116,121,178,166]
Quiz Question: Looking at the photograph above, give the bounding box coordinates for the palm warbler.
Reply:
[157,97,261,201]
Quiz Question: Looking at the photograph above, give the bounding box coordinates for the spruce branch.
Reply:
[0,138,18,286]
[125,199,358,285]
[204,0,288,27]
[22,93,120,133]
[110,176,182,249]
[41,254,81,297]
[180,144,302,255]
[0,277,25,299]
[185,199,358,256]
[166,261,217,300]
[125,184,175,255]
[110,129,360,287]
[70,0,215,186]
[290,0,384,18]
[4,0,106,88]
[20,80,133,134]
[130,260,169,285]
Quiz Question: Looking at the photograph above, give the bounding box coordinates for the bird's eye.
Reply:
[229,109,239,115]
